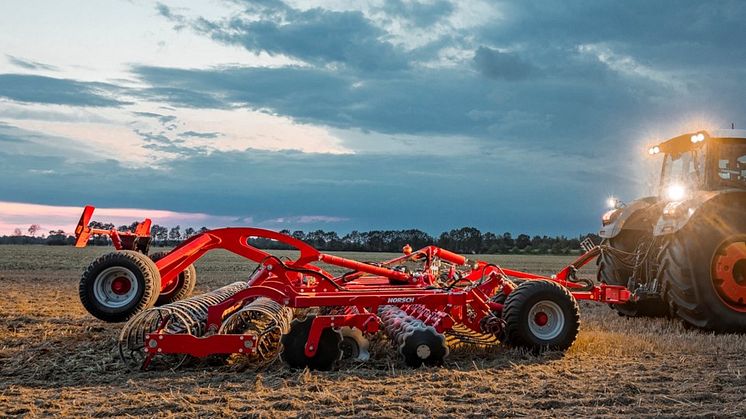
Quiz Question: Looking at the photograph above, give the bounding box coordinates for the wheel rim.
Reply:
[527,300,565,341]
[712,240,746,312]
[159,275,181,296]
[93,266,139,309]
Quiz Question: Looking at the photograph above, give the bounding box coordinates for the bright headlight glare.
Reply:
[666,183,687,201]
[690,133,706,144]
[606,197,618,208]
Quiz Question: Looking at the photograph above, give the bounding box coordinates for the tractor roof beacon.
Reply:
[598,129,746,331]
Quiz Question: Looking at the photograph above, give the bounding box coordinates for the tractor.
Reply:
[598,129,746,332]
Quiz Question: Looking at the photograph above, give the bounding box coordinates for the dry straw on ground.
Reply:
[1,246,744,417]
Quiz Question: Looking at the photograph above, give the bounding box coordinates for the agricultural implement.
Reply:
[75,206,630,370]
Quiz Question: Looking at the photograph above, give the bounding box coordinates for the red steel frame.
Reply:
[76,206,631,361]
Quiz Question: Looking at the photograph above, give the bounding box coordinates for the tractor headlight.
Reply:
[690,133,706,144]
[665,183,687,201]
[663,201,686,218]
[606,197,619,209]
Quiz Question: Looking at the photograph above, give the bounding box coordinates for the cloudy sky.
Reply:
[1,0,744,236]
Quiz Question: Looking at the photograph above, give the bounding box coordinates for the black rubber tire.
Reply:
[660,206,746,332]
[597,231,667,317]
[79,250,160,323]
[491,279,516,306]
[148,251,197,306]
[503,280,580,353]
[280,316,342,371]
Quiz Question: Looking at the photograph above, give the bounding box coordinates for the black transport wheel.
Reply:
[490,279,516,306]
[79,250,160,322]
[280,316,342,370]
[598,231,667,317]
[502,280,580,353]
[148,251,197,306]
[660,207,746,332]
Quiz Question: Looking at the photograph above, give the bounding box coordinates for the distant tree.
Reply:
[502,232,514,249]
[169,225,182,241]
[151,225,168,243]
[117,225,129,232]
[199,226,209,233]
[515,234,531,250]
[27,224,41,237]
[13,228,22,236]
[46,230,70,245]
[184,227,195,238]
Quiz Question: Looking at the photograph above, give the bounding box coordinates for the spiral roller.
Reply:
[118,281,250,370]
[218,297,294,360]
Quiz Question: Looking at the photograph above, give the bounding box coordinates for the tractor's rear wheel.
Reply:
[148,251,197,306]
[502,280,580,353]
[79,250,160,322]
[598,231,667,317]
[660,207,746,332]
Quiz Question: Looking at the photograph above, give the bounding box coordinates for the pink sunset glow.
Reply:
[0,201,238,236]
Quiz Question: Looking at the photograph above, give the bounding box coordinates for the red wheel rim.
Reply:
[159,275,182,296]
[534,311,549,326]
[712,240,746,312]
[111,276,132,295]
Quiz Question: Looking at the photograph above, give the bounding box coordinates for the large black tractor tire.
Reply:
[148,251,197,306]
[660,207,746,332]
[503,280,580,353]
[79,250,160,322]
[598,231,667,317]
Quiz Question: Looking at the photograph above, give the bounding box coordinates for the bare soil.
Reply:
[1,245,744,418]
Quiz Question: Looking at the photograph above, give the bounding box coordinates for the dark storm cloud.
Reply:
[179,130,221,139]
[0,74,128,107]
[0,125,630,235]
[472,46,536,81]
[160,1,409,72]
[482,0,746,68]
[4,1,746,235]
[133,111,177,125]
[133,64,498,137]
[379,0,455,27]
[6,55,58,71]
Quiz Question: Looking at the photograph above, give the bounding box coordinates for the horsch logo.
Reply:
[387,297,416,303]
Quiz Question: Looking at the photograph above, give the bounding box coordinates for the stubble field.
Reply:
[1,245,745,418]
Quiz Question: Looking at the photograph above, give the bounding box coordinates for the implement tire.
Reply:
[503,280,580,353]
[149,251,197,306]
[79,250,160,322]
[660,206,746,332]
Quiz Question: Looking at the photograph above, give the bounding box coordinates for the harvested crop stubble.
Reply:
[1,245,745,417]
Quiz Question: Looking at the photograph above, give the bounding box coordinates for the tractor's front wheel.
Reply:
[660,207,746,332]
[79,250,160,322]
[598,231,667,317]
[502,280,580,353]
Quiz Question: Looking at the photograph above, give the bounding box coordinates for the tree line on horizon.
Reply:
[0,221,601,255]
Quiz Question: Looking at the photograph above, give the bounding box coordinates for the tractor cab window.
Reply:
[716,142,746,186]
[660,149,705,192]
